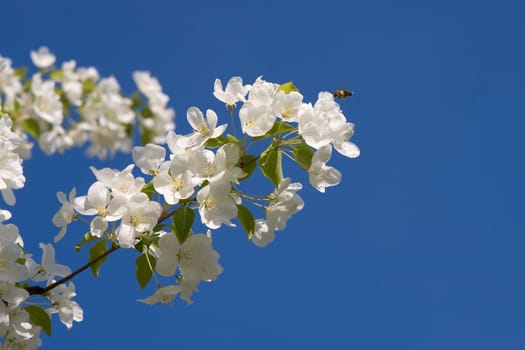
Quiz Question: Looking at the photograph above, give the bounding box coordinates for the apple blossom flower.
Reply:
[46,282,83,329]
[0,282,29,309]
[186,107,227,146]
[155,233,180,277]
[197,172,237,229]
[153,162,198,205]
[138,285,181,305]
[178,233,222,283]
[27,243,71,282]
[38,125,74,155]
[116,193,162,248]
[73,181,126,222]
[0,59,23,110]
[133,71,175,144]
[272,90,303,122]
[308,145,342,192]
[132,143,166,175]
[298,92,360,158]
[79,77,135,158]
[213,76,251,107]
[0,210,23,246]
[52,189,78,241]
[0,238,28,283]
[266,178,304,232]
[250,219,275,248]
[30,46,56,69]
[89,164,145,201]
[30,74,63,125]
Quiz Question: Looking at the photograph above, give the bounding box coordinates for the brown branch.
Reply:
[26,245,120,295]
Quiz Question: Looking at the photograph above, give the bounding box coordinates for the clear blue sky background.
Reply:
[2,0,525,349]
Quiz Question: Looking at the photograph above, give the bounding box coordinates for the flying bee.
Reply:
[333,89,353,100]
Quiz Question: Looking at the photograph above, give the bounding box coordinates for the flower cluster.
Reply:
[50,75,359,306]
[0,47,175,159]
[0,210,81,349]
[0,115,29,205]
[0,58,360,348]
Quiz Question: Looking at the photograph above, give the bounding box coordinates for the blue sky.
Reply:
[3,0,525,349]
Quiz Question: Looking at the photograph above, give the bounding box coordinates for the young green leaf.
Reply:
[258,145,283,187]
[204,136,228,149]
[251,121,295,142]
[172,206,195,244]
[25,305,51,336]
[82,79,96,94]
[293,143,314,170]
[276,81,299,94]
[237,205,255,239]
[22,118,41,139]
[141,181,156,200]
[89,240,108,278]
[135,253,156,289]
[14,67,27,80]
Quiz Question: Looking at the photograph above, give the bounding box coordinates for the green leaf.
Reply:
[25,305,51,336]
[130,92,142,109]
[237,205,255,239]
[82,79,96,94]
[89,240,108,278]
[204,136,228,149]
[238,154,257,180]
[276,81,299,94]
[75,232,98,253]
[258,144,283,187]
[135,253,156,289]
[22,79,32,93]
[21,119,41,139]
[141,106,154,119]
[141,181,156,199]
[172,206,195,244]
[49,69,63,80]
[251,121,295,142]
[14,67,27,80]
[140,127,153,145]
[293,143,315,170]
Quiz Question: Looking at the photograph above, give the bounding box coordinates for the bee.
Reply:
[333,89,353,100]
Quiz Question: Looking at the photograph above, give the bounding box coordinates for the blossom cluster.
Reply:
[51,75,359,307]
[0,209,81,349]
[0,47,175,159]
[0,51,360,348]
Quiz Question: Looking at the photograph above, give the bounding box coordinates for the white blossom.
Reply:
[266,178,304,232]
[47,282,83,329]
[238,77,278,136]
[308,145,342,192]
[30,46,56,69]
[213,76,251,107]
[250,219,275,248]
[31,73,63,125]
[197,172,237,229]
[138,285,181,305]
[186,107,227,146]
[116,193,162,248]
[28,243,71,282]
[132,143,166,175]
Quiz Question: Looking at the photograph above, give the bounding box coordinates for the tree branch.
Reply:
[26,245,120,295]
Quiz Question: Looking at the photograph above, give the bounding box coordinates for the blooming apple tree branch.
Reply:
[0,48,360,349]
